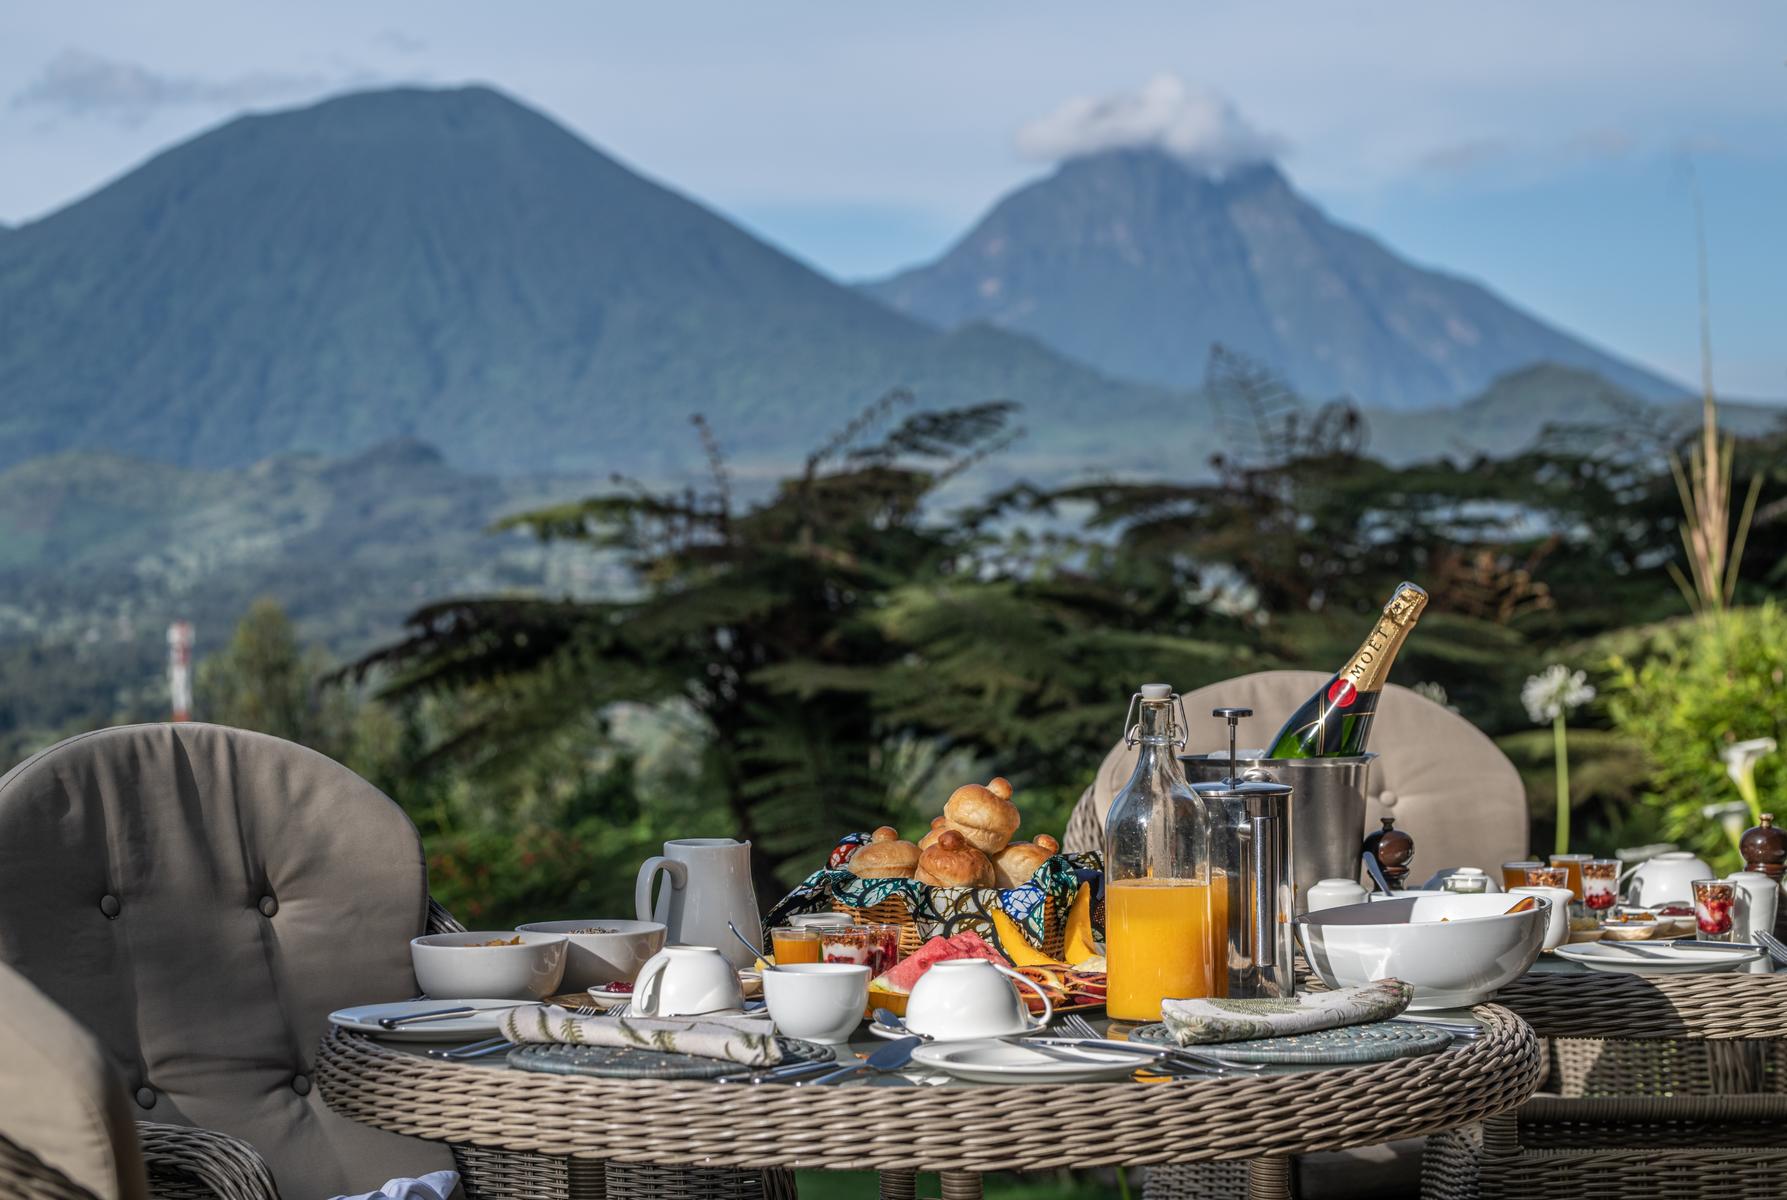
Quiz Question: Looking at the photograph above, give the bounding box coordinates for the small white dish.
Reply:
[1554,942,1761,974]
[583,984,635,1011]
[910,1038,1148,1084]
[410,931,568,1001]
[329,999,517,1041]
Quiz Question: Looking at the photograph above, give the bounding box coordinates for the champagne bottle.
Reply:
[1265,582,1429,758]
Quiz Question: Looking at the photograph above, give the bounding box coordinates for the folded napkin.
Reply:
[1161,979,1413,1045]
[330,1169,459,1200]
[500,1006,783,1066]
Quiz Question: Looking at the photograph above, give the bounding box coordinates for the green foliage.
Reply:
[1605,604,1787,869]
[358,398,1240,898]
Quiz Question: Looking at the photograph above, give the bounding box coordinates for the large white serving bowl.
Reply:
[1296,893,1548,1011]
[410,930,568,1000]
[514,919,666,989]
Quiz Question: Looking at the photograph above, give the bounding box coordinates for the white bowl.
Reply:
[410,931,568,1000]
[761,963,870,1045]
[1296,893,1547,1010]
[514,919,666,989]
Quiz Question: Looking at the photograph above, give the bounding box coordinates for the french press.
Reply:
[1192,707,1296,999]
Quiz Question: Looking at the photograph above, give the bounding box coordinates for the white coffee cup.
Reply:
[1306,878,1369,912]
[632,945,744,1018]
[761,963,870,1044]
[904,958,1052,1041]
[1510,886,1572,950]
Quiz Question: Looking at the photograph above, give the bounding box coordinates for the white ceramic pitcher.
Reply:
[635,838,761,970]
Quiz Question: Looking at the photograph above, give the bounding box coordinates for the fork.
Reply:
[1057,1013,1101,1039]
[1756,930,1787,967]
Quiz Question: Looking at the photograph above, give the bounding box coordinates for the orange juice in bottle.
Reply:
[1103,684,1213,1022]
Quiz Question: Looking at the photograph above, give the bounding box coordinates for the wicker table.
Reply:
[1424,956,1787,1195]
[316,1006,1540,1200]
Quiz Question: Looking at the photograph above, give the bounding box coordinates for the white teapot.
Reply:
[1624,851,1713,908]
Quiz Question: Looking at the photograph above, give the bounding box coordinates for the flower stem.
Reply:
[1553,715,1571,855]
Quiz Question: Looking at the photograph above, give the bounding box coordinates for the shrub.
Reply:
[1606,604,1787,869]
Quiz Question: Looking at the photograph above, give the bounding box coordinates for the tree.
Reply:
[354,396,1242,896]
[199,598,358,753]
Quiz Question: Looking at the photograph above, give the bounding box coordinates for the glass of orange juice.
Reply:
[1502,860,1542,890]
[769,927,821,965]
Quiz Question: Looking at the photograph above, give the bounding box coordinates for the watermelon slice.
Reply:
[872,929,1009,995]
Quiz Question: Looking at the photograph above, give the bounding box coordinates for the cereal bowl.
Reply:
[515,919,666,989]
[410,930,568,1000]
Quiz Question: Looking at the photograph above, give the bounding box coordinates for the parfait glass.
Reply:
[1693,879,1737,942]
[1581,859,1619,918]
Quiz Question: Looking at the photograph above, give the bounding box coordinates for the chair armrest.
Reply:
[426,896,465,936]
[136,1123,279,1200]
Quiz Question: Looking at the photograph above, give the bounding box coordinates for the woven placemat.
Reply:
[506,1036,835,1081]
[1129,1020,1452,1065]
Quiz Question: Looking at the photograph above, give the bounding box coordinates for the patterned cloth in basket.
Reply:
[765,832,1101,957]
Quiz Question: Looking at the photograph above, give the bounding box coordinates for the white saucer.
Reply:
[910,1038,1148,1083]
[1554,942,1762,974]
[329,999,520,1041]
[869,1019,1044,1044]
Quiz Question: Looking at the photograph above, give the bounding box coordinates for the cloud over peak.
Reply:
[1016,75,1284,172]
[10,49,375,126]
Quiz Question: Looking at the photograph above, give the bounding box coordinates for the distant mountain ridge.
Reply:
[0,85,1174,478]
[864,149,1686,410]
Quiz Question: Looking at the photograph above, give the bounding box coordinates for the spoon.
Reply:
[728,921,766,961]
[1362,850,1395,895]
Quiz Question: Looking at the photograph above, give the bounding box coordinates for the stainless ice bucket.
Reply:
[1181,750,1376,914]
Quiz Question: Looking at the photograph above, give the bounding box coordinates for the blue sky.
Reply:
[3,3,1782,397]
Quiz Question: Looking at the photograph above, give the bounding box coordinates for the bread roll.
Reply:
[944,782,1021,854]
[991,833,1060,889]
[914,829,995,888]
[917,815,953,851]
[849,825,920,880]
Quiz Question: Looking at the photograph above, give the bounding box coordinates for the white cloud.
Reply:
[9,49,374,125]
[1015,74,1285,171]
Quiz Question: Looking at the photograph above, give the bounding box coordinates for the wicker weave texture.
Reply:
[1423,1094,1787,1200]
[318,1006,1538,1172]
[1496,970,1787,1040]
[1545,1037,1783,1096]
[137,1123,279,1200]
[1141,1161,1250,1200]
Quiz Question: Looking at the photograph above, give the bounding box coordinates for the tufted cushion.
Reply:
[1071,671,1528,878]
[0,723,454,1199]
[0,961,147,1200]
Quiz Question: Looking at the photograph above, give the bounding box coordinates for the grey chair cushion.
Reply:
[0,961,147,1200]
[1067,671,1529,878]
[0,723,454,1199]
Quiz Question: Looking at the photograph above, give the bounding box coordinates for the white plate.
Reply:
[869,1019,1044,1044]
[328,1000,521,1041]
[910,1038,1150,1083]
[1553,942,1762,974]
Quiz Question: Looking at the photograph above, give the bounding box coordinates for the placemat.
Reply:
[507,1036,835,1080]
[1128,1020,1452,1065]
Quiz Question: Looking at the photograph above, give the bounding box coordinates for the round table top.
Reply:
[315,1006,1540,1173]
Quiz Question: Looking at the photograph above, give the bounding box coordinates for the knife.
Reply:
[795,1036,922,1086]
[1665,940,1762,953]
[378,1004,523,1029]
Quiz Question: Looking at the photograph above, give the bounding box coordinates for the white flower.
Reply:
[1522,664,1596,725]
[1722,737,1777,790]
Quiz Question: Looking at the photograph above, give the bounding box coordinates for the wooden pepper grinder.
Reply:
[1364,816,1415,891]
[1741,813,1787,881]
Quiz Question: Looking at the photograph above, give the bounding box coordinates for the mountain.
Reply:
[0,86,1174,478]
[864,149,1685,411]
[1359,364,1782,464]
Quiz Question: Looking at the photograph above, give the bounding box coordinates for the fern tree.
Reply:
[354,395,1242,894]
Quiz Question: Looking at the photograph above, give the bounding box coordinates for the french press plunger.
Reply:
[1191,707,1297,999]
